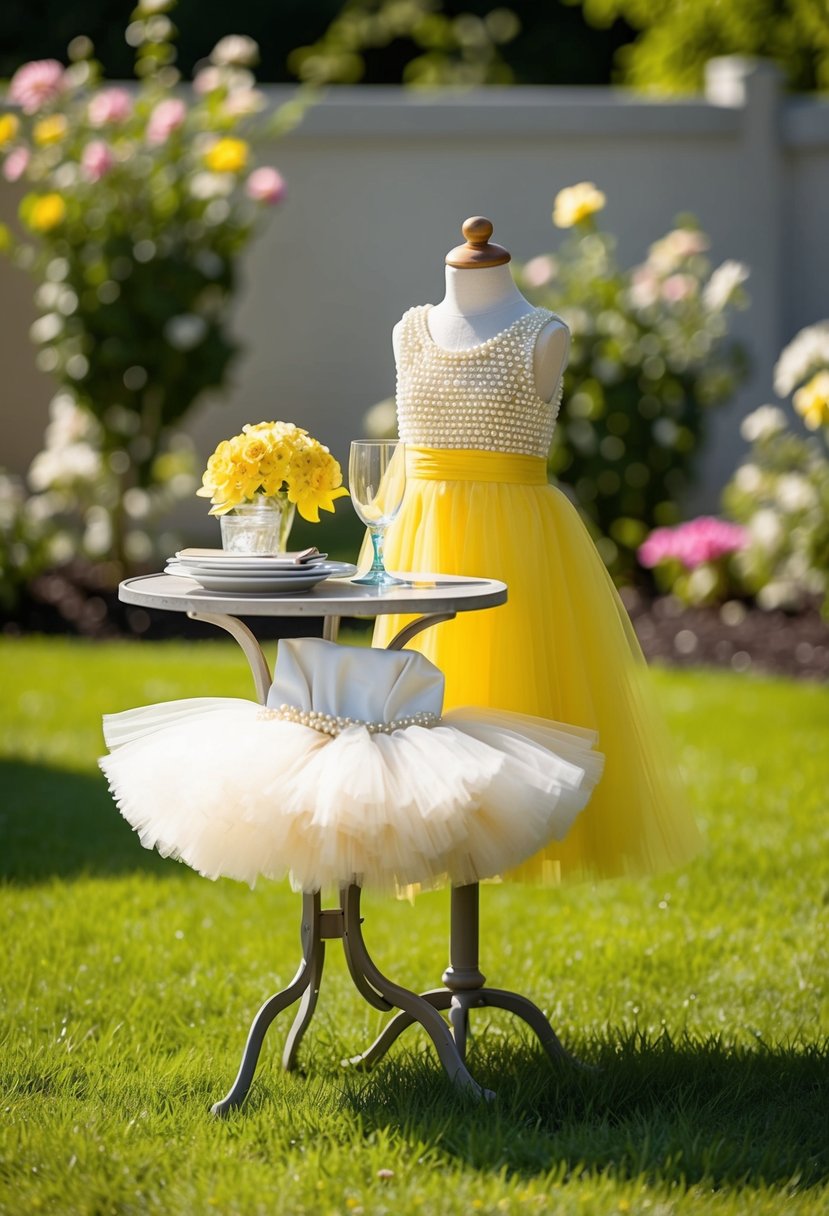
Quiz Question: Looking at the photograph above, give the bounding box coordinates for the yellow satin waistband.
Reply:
[405,446,548,485]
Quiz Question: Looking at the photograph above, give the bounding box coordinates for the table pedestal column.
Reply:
[344,882,582,1081]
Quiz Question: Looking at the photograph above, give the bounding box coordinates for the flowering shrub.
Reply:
[517,182,749,577]
[0,0,291,575]
[198,422,348,523]
[637,516,747,606]
[722,323,829,614]
[0,470,56,611]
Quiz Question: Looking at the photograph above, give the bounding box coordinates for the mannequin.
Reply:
[392,217,569,402]
[371,213,701,886]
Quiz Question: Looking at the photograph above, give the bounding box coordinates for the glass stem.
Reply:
[369,526,386,572]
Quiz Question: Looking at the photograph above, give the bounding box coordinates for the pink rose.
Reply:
[638,517,747,571]
[146,98,186,145]
[8,59,67,115]
[88,87,133,127]
[245,166,286,205]
[661,274,697,303]
[81,140,115,182]
[223,89,266,118]
[3,146,30,182]
[193,66,222,95]
[629,265,659,310]
[522,255,556,289]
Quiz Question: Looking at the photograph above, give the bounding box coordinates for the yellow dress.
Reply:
[371,304,701,883]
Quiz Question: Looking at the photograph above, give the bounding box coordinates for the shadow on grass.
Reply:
[1,759,173,883]
[336,1028,829,1190]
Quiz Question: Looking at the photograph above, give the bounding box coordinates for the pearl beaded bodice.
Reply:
[395,304,565,457]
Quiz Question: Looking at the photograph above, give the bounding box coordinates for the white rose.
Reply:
[734,463,762,494]
[749,508,784,550]
[703,259,749,311]
[210,35,260,67]
[740,405,787,443]
[776,474,818,513]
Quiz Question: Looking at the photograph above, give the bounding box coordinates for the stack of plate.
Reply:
[164,549,358,593]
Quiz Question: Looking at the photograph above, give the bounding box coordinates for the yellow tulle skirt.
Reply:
[368,446,702,884]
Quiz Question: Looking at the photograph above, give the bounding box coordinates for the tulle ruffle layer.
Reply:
[370,452,702,882]
[100,698,603,892]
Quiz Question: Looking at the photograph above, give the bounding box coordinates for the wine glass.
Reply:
[349,441,407,587]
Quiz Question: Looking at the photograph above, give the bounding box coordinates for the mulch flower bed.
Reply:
[3,563,828,681]
[620,587,829,682]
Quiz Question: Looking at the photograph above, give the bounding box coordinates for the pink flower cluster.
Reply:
[146,98,187,145]
[88,87,133,127]
[3,146,30,182]
[8,59,66,114]
[245,166,285,205]
[81,140,115,182]
[638,517,748,571]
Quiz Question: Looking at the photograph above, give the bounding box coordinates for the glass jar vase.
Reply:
[219,495,296,555]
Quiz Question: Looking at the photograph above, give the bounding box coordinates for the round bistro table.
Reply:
[119,571,581,1110]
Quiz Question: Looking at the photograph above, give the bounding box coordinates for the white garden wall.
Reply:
[2,57,828,536]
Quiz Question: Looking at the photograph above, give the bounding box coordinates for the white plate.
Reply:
[164,562,357,593]
[172,561,336,579]
[169,560,354,580]
[173,551,329,572]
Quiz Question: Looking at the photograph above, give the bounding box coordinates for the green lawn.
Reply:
[1,637,827,1216]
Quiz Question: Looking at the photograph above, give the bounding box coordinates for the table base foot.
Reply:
[345,985,583,1077]
[212,882,583,1114]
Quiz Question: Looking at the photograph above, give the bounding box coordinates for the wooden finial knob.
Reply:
[446,215,511,269]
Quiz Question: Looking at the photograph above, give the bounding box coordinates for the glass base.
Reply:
[352,569,408,587]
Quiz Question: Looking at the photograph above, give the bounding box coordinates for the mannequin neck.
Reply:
[439,264,526,315]
[429,265,534,349]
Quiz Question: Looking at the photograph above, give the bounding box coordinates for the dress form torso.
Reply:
[393,263,570,403]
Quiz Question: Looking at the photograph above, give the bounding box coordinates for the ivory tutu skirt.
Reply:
[100,638,603,893]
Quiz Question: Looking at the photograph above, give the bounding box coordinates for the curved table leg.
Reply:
[469,988,592,1070]
[211,961,313,1116]
[345,989,452,1071]
[187,611,272,705]
[211,892,321,1116]
[387,612,456,651]
[341,886,492,1100]
[281,941,326,1072]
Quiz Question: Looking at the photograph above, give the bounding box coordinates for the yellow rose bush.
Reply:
[197,422,348,524]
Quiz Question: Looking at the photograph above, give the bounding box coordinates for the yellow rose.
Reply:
[203,138,249,174]
[553,181,606,229]
[241,437,267,464]
[196,441,236,500]
[26,193,67,232]
[259,450,290,496]
[287,452,348,522]
[0,113,19,147]
[793,371,829,431]
[33,115,69,146]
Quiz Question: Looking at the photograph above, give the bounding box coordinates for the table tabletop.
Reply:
[118,572,508,618]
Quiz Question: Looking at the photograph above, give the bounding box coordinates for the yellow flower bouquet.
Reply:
[197,421,348,526]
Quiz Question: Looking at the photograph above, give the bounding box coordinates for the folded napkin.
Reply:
[176,547,326,565]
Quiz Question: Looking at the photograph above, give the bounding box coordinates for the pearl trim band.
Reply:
[257,703,441,736]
